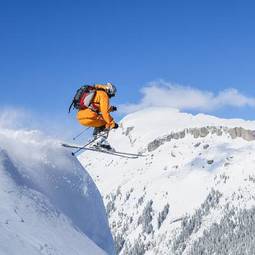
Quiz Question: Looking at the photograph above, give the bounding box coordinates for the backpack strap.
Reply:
[68,84,101,113]
[88,103,100,113]
[68,101,74,113]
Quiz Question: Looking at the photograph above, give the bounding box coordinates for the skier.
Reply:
[75,82,118,150]
[65,82,144,157]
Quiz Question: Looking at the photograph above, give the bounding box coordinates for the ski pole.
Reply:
[72,130,110,156]
[73,127,91,141]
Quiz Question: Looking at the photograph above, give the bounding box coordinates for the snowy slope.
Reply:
[0,128,115,255]
[79,107,255,254]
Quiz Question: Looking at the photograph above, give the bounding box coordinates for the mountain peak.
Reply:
[110,107,255,152]
[80,108,255,254]
[0,127,114,255]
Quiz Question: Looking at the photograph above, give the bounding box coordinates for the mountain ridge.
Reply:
[79,107,255,254]
[0,127,115,255]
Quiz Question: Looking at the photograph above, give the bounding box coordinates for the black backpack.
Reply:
[68,85,96,113]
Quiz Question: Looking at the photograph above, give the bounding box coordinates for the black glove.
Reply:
[110,106,117,112]
[113,123,119,129]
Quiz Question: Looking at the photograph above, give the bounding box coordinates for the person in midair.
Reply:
[76,82,118,149]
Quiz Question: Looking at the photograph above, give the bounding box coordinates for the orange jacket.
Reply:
[76,84,115,128]
[93,84,115,128]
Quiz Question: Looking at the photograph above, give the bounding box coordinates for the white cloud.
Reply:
[119,80,255,113]
[0,106,81,141]
[0,107,32,129]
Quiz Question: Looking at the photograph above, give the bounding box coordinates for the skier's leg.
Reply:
[77,109,106,128]
[77,110,112,150]
[93,125,106,137]
[79,118,106,127]
[79,118,110,147]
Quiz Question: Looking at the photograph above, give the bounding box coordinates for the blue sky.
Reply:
[1,0,255,136]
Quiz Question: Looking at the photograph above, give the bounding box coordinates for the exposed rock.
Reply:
[207,160,214,165]
[171,133,180,139]
[199,127,210,137]
[194,142,201,148]
[148,139,164,152]
[125,126,134,136]
[203,144,210,150]
[190,128,200,139]
[179,130,186,139]
[147,126,255,152]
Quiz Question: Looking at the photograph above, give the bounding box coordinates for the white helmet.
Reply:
[106,82,117,97]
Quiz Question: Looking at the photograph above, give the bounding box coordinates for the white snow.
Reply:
[115,107,255,150]
[79,107,255,254]
[0,128,115,255]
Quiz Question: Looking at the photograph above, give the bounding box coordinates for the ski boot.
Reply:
[92,126,115,151]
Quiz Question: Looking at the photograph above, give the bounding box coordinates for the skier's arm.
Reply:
[99,92,115,128]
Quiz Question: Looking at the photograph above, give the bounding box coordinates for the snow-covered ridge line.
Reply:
[0,127,115,255]
[80,108,255,254]
[147,126,255,152]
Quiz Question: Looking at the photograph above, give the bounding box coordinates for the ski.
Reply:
[67,132,107,155]
[84,147,140,159]
[61,143,145,158]
[62,143,86,149]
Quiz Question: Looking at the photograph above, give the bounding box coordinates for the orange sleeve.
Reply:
[99,91,115,128]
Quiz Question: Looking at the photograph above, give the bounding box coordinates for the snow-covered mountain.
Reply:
[79,107,255,254]
[0,127,115,255]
